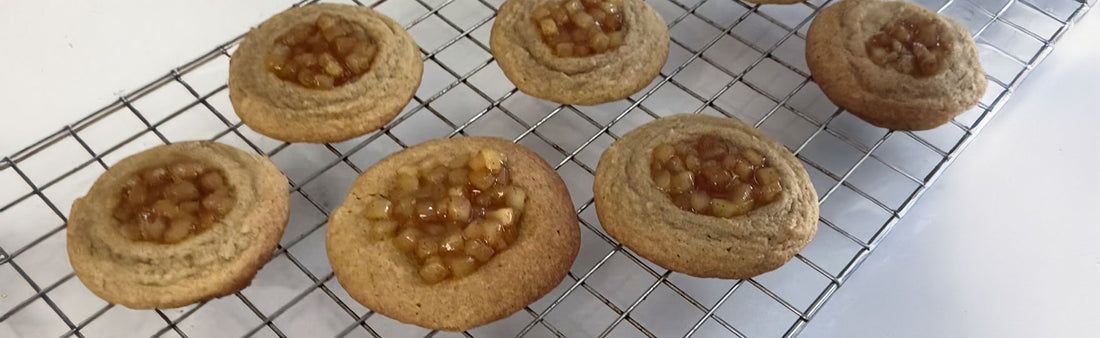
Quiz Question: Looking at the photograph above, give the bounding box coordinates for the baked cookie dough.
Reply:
[67,141,289,309]
[229,4,423,143]
[594,114,818,279]
[327,137,579,331]
[806,0,986,130]
[491,0,669,105]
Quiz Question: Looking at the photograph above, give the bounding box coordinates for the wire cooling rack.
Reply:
[0,0,1093,337]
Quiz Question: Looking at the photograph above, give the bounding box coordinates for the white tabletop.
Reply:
[1,1,1097,337]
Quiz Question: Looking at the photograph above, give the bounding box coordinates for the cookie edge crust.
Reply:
[326,137,580,331]
[593,114,819,279]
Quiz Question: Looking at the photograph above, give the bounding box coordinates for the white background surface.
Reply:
[0,0,1097,337]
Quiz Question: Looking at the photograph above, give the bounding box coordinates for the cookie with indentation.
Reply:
[806,0,986,130]
[67,141,289,309]
[594,114,818,279]
[229,4,423,143]
[491,0,669,105]
[327,137,579,331]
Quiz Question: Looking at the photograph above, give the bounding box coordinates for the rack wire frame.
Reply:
[0,0,1092,336]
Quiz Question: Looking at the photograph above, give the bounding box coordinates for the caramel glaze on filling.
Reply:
[112,161,235,244]
[266,13,377,89]
[650,135,783,218]
[865,17,952,77]
[364,149,528,284]
[532,0,626,57]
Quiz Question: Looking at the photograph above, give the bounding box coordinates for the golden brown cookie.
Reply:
[490,0,669,105]
[229,4,423,143]
[594,114,818,279]
[806,0,986,130]
[67,141,289,309]
[327,137,579,331]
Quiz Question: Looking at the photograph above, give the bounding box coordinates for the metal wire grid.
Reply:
[0,0,1091,336]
